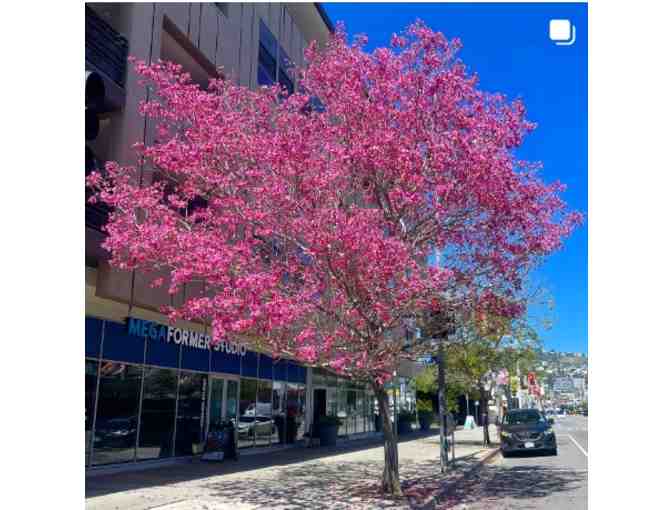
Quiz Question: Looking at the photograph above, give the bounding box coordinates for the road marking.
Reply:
[567,434,588,457]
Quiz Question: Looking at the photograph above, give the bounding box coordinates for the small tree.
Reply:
[87,22,579,495]
[444,310,540,446]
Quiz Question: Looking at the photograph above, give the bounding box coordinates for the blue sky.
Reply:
[322,3,588,354]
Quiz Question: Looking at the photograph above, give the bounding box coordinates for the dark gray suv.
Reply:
[499,409,557,457]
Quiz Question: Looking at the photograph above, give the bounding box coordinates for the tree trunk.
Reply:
[480,388,490,447]
[374,385,403,496]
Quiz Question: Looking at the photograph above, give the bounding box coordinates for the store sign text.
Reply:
[126,318,247,356]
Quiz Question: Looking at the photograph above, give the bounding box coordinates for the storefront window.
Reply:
[256,380,273,447]
[338,388,348,436]
[238,378,257,448]
[92,363,142,465]
[85,360,98,466]
[137,367,178,460]
[356,390,365,434]
[272,380,286,444]
[347,389,357,435]
[287,383,305,443]
[175,372,207,456]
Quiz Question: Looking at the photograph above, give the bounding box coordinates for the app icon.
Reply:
[549,19,576,46]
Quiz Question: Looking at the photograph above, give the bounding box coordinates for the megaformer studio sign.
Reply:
[126,318,247,356]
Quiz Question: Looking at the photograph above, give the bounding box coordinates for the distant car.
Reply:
[500,409,557,457]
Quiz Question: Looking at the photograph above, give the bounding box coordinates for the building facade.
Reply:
[85,3,418,471]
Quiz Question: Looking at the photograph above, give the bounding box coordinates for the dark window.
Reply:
[504,410,544,425]
[137,368,178,460]
[257,20,293,95]
[175,372,208,456]
[92,363,143,465]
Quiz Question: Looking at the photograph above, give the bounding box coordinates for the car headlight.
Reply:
[500,431,510,438]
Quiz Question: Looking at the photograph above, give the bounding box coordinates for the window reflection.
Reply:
[256,380,273,446]
[287,383,305,443]
[238,378,257,448]
[337,388,348,436]
[137,368,177,460]
[92,363,142,465]
[272,380,286,444]
[175,372,207,456]
[85,360,98,466]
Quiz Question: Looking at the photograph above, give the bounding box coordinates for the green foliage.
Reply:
[417,399,434,414]
[398,410,416,422]
[414,366,438,394]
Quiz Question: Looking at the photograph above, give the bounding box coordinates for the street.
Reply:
[446,415,588,510]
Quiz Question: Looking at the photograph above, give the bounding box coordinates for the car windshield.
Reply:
[504,411,544,425]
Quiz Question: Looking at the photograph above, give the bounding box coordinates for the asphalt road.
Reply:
[449,415,588,510]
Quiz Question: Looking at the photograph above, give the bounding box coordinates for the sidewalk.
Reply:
[86,425,500,510]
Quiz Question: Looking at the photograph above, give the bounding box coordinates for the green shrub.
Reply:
[417,399,434,414]
[398,410,416,422]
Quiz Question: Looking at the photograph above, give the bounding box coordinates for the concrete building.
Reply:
[85,3,418,473]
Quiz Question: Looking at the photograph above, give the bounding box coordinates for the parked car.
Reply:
[499,409,557,457]
[237,415,275,439]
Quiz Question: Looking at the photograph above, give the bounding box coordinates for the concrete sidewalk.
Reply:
[86,426,500,510]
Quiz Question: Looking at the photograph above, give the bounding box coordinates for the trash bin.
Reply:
[202,420,238,461]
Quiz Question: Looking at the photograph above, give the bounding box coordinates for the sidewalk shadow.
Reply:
[201,455,480,510]
[433,462,586,509]
[86,429,440,500]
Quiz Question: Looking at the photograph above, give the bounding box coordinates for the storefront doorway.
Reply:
[313,388,327,426]
[208,376,239,434]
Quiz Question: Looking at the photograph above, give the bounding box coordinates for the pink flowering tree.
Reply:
[87,22,581,495]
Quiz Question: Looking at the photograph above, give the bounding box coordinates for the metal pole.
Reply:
[437,343,448,473]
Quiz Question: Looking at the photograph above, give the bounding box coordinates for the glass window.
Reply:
[92,363,142,465]
[238,378,257,448]
[137,368,178,460]
[272,380,286,444]
[256,380,273,446]
[346,389,357,434]
[85,360,99,466]
[175,372,208,456]
[287,383,305,443]
[209,378,225,427]
[356,390,365,434]
[337,388,348,436]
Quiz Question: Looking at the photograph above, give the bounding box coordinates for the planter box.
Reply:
[397,420,413,435]
[318,424,339,446]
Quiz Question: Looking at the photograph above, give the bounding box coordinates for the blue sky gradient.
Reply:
[322,2,588,353]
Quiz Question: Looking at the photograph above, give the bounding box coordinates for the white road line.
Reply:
[567,434,588,457]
